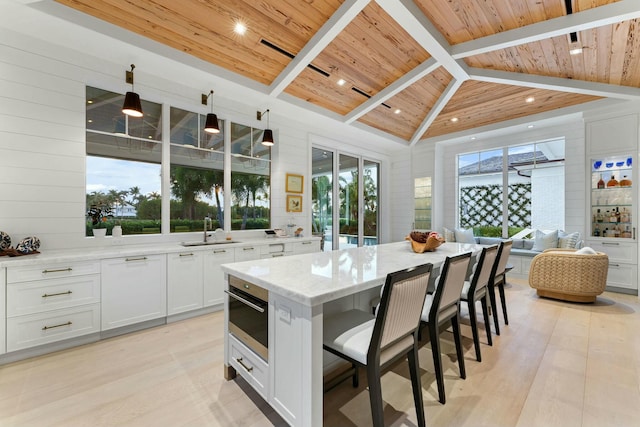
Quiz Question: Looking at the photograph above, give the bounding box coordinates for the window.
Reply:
[87,86,272,236]
[311,148,333,251]
[414,177,432,230]
[169,107,225,232]
[86,87,162,236]
[230,123,271,230]
[457,139,565,237]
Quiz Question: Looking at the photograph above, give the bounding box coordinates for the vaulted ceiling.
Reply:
[53,0,640,145]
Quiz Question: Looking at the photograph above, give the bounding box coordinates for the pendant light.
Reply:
[259,109,274,146]
[202,90,220,134]
[122,64,143,117]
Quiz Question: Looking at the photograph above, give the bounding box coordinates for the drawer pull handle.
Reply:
[214,249,227,253]
[272,253,284,257]
[42,290,72,298]
[126,257,148,262]
[302,241,312,245]
[42,321,72,331]
[602,242,620,246]
[235,357,253,373]
[42,268,72,274]
[609,263,620,267]
[179,253,194,257]
[243,247,255,251]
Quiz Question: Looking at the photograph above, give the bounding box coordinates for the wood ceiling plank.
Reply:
[423,83,600,138]
[285,68,365,115]
[357,68,453,140]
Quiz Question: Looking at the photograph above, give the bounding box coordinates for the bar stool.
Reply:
[323,263,433,427]
[420,252,472,404]
[460,245,498,362]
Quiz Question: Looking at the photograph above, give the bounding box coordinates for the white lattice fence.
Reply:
[460,183,531,228]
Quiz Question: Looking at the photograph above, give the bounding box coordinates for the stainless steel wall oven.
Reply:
[226,275,269,361]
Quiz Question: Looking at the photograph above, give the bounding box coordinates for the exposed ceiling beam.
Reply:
[410,79,464,146]
[451,0,640,59]
[344,58,440,124]
[469,67,640,100]
[375,0,469,81]
[268,0,369,97]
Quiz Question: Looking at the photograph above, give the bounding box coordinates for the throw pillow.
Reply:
[454,227,476,244]
[575,246,597,255]
[443,227,456,242]
[558,231,580,249]
[531,229,558,252]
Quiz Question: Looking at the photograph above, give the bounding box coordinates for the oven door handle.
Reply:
[224,290,266,313]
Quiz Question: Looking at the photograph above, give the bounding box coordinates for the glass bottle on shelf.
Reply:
[594,224,600,237]
[620,208,629,223]
[620,175,632,187]
[597,174,605,189]
[622,226,632,238]
[596,209,603,222]
[607,175,619,187]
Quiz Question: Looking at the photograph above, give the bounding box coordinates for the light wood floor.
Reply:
[1,279,639,427]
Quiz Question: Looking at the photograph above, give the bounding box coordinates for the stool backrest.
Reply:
[470,245,499,294]
[371,263,432,354]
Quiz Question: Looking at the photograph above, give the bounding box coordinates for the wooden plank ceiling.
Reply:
[54,0,640,145]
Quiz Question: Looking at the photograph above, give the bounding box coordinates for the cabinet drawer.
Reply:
[7,274,100,317]
[586,240,637,264]
[229,334,269,399]
[261,242,291,255]
[7,261,100,284]
[235,246,260,262]
[6,303,100,352]
[606,263,638,291]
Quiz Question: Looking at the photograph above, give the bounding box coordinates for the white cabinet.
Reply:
[204,247,235,307]
[234,245,260,262]
[101,254,167,330]
[5,261,101,352]
[292,240,320,254]
[586,114,638,294]
[261,242,292,259]
[167,251,204,315]
[1,268,5,354]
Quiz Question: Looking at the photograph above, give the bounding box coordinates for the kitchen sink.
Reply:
[180,240,241,247]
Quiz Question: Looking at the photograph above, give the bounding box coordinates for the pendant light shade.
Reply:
[204,113,220,134]
[203,90,220,134]
[259,109,275,146]
[261,129,274,146]
[122,91,143,117]
[122,64,143,117]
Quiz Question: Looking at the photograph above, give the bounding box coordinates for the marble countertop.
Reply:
[0,236,320,268]
[221,241,483,306]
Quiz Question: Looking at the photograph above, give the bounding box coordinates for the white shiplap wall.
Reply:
[0,28,394,251]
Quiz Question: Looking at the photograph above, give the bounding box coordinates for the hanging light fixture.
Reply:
[258,109,274,146]
[122,64,143,117]
[202,90,220,134]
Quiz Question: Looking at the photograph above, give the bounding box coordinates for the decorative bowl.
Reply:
[406,232,445,253]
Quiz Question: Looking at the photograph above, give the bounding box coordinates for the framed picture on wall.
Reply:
[286,173,303,193]
[286,195,302,212]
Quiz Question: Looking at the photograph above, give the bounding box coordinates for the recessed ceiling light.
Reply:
[234,22,247,35]
[337,79,346,86]
[528,124,535,129]
[451,117,459,122]
[394,109,401,114]
[87,100,93,104]
[470,136,476,140]
[525,96,535,103]
[569,42,583,55]
[87,119,93,123]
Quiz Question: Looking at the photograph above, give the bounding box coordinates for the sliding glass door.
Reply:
[312,147,379,251]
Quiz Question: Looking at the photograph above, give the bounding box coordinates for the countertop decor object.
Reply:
[0,231,11,251]
[406,231,444,253]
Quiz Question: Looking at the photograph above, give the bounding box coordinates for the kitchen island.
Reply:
[221,241,482,427]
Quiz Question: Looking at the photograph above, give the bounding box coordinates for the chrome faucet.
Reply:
[204,216,212,242]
